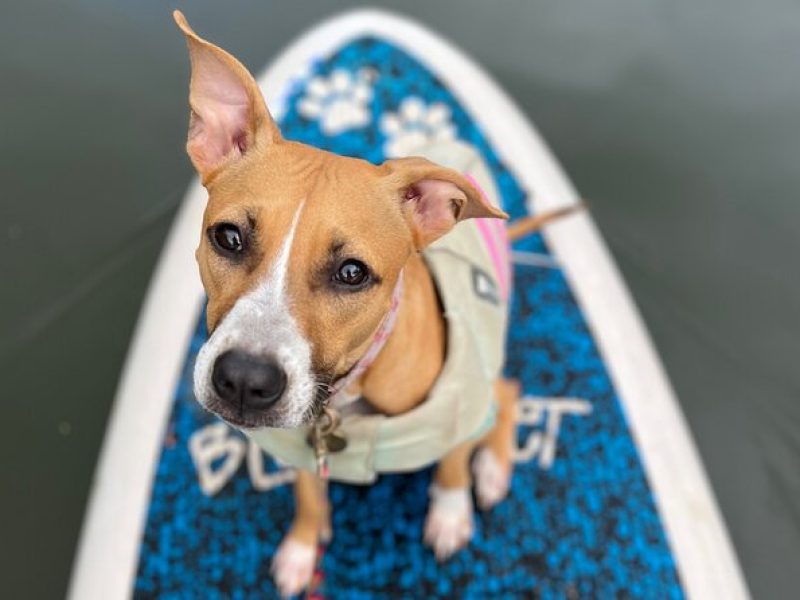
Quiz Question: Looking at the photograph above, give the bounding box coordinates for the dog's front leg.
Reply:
[424,440,478,561]
[271,470,329,597]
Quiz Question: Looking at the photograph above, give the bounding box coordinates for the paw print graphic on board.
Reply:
[297,68,374,135]
[380,97,457,158]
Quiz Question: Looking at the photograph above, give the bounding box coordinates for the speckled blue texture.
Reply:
[134,38,683,599]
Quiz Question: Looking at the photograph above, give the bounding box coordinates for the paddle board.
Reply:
[69,10,748,599]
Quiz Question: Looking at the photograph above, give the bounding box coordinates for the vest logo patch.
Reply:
[472,266,500,305]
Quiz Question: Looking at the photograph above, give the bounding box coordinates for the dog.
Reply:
[174,11,570,597]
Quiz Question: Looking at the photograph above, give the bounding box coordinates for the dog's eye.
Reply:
[211,223,244,255]
[334,259,369,287]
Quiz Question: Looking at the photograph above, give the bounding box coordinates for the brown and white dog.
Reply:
[174,11,569,597]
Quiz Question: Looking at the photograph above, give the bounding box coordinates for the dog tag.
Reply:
[308,422,348,454]
[306,407,347,461]
[321,431,347,453]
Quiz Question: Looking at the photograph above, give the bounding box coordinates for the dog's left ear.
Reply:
[383,157,508,248]
[174,11,281,184]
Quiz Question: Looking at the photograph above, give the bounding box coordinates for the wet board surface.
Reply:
[69,10,748,600]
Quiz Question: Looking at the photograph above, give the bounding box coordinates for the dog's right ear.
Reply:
[173,11,281,184]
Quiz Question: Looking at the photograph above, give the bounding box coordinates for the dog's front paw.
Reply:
[473,447,512,510]
[270,537,317,598]
[423,485,474,561]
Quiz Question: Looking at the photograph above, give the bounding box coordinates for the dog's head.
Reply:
[174,12,506,429]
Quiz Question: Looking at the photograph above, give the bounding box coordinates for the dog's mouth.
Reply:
[201,375,331,430]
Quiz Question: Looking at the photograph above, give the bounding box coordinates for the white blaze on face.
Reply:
[193,202,314,427]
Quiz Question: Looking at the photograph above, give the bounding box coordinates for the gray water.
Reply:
[2,1,798,598]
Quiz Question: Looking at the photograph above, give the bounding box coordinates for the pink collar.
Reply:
[327,270,404,405]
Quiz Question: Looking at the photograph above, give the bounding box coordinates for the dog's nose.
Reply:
[211,350,287,410]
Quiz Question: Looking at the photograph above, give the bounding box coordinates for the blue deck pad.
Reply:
[135,38,683,598]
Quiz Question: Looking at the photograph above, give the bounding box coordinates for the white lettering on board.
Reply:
[187,396,592,495]
[515,396,593,469]
[188,422,247,496]
[188,423,295,497]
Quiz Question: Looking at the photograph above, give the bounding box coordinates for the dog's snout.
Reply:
[211,350,287,411]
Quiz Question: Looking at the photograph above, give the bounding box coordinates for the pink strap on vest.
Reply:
[464,173,511,300]
[327,270,405,404]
